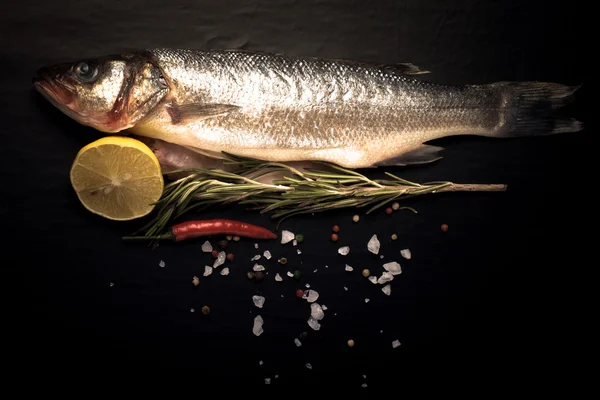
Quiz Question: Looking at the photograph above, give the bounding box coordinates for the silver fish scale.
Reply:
[142,49,501,164]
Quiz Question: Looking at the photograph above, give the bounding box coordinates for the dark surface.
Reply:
[0,0,591,385]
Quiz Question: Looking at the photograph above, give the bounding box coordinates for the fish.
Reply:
[33,48,583,169]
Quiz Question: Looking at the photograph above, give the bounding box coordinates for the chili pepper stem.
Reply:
[122,232,175,241]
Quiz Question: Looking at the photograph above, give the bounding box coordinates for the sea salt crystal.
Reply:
[382,284,391,296]
[254,243,259,249]
[305,290,319,303]
[392,340,401,348]
[213,251,226,268]
[383,261,402,275]
[159,260,165,268]
[294,338,302,347]
[338,246,350,255]
[377,272,394,284]
[345,264,353,272]
[325,265,329,268]
[344,286,348,291]
[281,230,294,244]
[190,308,195,312]
[361,383,368,388]
[380,255,384,259]
[220,267,230,276]
[109,282,114,287]
[287,271,294,278]
[293,239,297,246]
[365,298,370,303]
[253,315,264,336]
[306,363,312,369]
[311,303,324,320]
[297,249,302,255]
[313,269,318,273]
[201,241,212,252]
[367,234,380,254]
[400,249,412,259]
[259,360,264,365]
[251,254,261,261]
[264,378,271,384]
[321,305,328,311]
[203,266,213,277]
[252,295,265,308]
[368,276,377,284]
[253,264,265,272]
[263,250,272,259]
[307,317,321,331]
[275,273,283,281]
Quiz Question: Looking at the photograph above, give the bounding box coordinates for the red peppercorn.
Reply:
[441,223,449,232]
[226,253,234,261]
[385,207,393,214]
[331,233,339,242]
[332,225,340,232]
[296,289,305,298]
[211,250,219,258]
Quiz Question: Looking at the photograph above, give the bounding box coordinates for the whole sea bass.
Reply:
[33,48,582,169]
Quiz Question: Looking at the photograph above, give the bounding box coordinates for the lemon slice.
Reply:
[70,136,164,221]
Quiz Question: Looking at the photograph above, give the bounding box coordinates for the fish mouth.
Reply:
[33,67,76,108]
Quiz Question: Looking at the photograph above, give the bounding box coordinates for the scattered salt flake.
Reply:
[275,273,283,282]
[253,315,264,336]
[254,243,259,249]
[109,282,114,287]
[361,383,368,388]
[363,374,367,378]
[281,230,294,244]
[367,234,380,254]
[313,269,318,273]
[321,305,328,311]
[259,360,263,366]
[382,284,391,296]
[305,283,310,288]
[305,290,319,303]
[383,261,402,275]
[343,286,348,291]
[380,255,384,259]
[325,265,329,268]
[400,249,412,259]
[190,308,195,312]
[251,254,261,261]
[307,317,321,331]
[293,239,297,246]
[203,266,213,277]
[287,271,294,278]
[297,249,302,255]
[159,260,165,268]
[365,298,370,303]
[252,295,265,308]
[201,241,212,252]
[306,363,312,369]
[213,251,226,268]
[338,246,350,255]
[264,378,271,385]
[377,272,394,284]
[368,276,377,284]
[311,303,324,320]
[253,264,265,271]
[220,267,230,276]
[263,250,272,259]
[275,375,278,379]
[380,330,383,333]
[392,340,401,348]
[294,338,302,347]
[345,264,353,272]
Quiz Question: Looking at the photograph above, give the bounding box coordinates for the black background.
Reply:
[0,0,591,385]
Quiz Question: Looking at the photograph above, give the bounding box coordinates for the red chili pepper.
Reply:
[124,219,277,242]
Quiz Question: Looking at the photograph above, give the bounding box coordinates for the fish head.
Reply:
[33,53,169,133]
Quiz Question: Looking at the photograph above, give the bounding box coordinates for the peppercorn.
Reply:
[352,215,359,222]
[192,276,200,286]
[218,239,228,249]
[385,207,393,214]
[226,235,233,241]
[295,233,304,243]
[332,225,340,232]
[362,269,370,278]
[226,253,234,262]
[296,289,305,298]
[298,331,308,341]
[201,305,210,315]
[391,233,398,240]
[247,271,255,280]
[347,339,355,347]
[279,257,288,265]
[441,223,449,232]
[293,270,301,279]
[211,249,218,258]
[391,202,400,210]
[232,235,240,242]
[254,271,265,281]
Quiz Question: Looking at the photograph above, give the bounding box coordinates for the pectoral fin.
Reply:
[166,102,241,124]
[374,145,444,166]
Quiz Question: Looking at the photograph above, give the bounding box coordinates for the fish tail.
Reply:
[483,81,583,137]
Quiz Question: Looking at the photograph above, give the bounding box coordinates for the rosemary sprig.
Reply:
[135,153,507,237]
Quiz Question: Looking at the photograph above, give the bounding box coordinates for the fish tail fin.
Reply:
[484,81,583,138]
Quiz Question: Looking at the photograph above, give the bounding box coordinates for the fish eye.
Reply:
[74,62,99,82]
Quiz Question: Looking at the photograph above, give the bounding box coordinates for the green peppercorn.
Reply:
[295,233,304,243]
[293,270,301,279]
[218,239,228,249]
[299,332,308,341]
